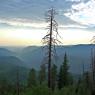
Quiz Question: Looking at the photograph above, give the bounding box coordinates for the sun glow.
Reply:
[0,27,94,46]
[59,28,94,45]
[0,28,46,46]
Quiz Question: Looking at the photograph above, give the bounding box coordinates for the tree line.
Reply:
[0,53,93,95]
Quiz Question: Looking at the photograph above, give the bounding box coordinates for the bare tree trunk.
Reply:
[42,8,60,89]
[48,9,53,88]
[91,47,95,95]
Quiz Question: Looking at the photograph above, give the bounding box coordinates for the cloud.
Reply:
[50,0,55,2]
[0,0,48,20]
[0,0,89,28]
[59,24,87,29]
[64,0,95,26]
[58,12,85,25]
[66,0,81,2]
[0,17,88,31]
[0,18,47,29]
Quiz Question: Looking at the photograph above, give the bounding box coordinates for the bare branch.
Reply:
[42,8,61,89]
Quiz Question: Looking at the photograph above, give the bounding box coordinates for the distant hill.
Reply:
[0,48,14,56]
[0,48,29,82]
[18,44,94,74]
[19,46,44,68]
[0,56,29,83]
[0,44,94,81]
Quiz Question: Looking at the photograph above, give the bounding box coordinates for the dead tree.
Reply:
[90,36,95,94]
[42,8,61,89]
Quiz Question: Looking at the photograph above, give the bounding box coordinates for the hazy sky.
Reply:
[0,0,95,46]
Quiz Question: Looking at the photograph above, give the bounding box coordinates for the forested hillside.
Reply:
[0,44,95,95]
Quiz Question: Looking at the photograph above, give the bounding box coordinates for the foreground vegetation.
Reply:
[0,53,94,95]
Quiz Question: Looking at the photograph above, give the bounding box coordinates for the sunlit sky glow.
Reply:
[0,0,95,46]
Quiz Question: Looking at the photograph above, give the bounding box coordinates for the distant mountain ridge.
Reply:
[0,44,94,81]
[0,48,14,56]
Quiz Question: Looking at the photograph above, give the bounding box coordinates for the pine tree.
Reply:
[90,36,95,95]
[58,53,69,89]
[27,68,37,88]
[62,53,69,86]
[51,64,57,90]
[0,79,9,95]
[58,65,63,89]
[16,67,20,95]
[39,64,46,84]
[83,72,90,88]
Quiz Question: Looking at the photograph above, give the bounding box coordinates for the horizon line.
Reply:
[0,43,94,47]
